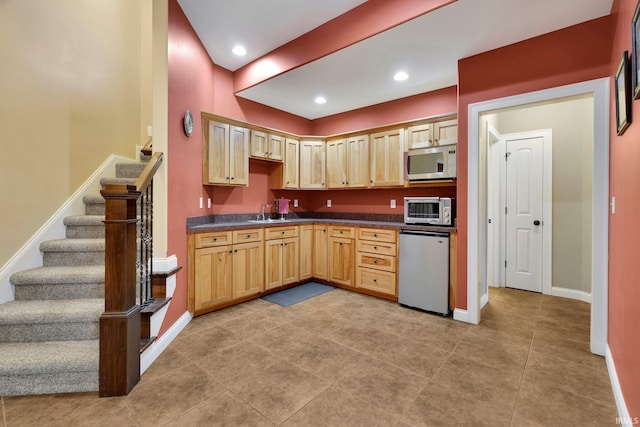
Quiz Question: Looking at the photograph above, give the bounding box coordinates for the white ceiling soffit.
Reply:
[177,0,368,72]
[236,0,612,119]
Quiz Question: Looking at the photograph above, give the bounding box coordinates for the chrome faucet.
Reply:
[257,203,270,221]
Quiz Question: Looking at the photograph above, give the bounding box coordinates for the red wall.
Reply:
[456,16,611,311]
[608,0,640,418]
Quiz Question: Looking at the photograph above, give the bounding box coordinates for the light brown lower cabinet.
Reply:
[299,225,313,280]
[355,227,398,296]
[312,225,329,279]
[189,229,263,315]
[328,226,355,287]
[264,226,299,290]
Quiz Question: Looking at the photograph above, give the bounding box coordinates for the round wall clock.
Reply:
[183,110,194,137]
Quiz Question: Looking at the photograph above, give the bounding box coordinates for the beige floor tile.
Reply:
[401,381,514,427]
[466,322,533,350]
[139,344,191,383]
[432,353,523,409]
[453,334,530,370]
[371,334,450,379]
[284,335,365,383]
[334,355,427,416]
[163,389,274,427]
[171,324,241,360]
[281,385,397,427]
[530,332,604,370]
[181,303,255,335]
[126,363,226,427]
[195,341,277,392]
[522,352,614,404]
[233,359,330,425]
[4,393,137,427]
[514,379,618,427]
[247,322,314,357]
[220,309,287,338]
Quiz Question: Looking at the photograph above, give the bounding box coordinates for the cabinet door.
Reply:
[268,134,284,161]
[264,239,283,290]
[229,125,249,185]
[328,237,354,287]
[250,130,268,158]
[204,121,230,185]
[282,237,299,285]
[433,119,457,146]
[369,128,405,187]
[326,139,347,188]
[283,138,299,189]
[346,135,369,188]
[299,140,326,189]
[194,246,232,312]
[299,225,313,280]
[232,241,264,299]
[313,225,329,279]
[406,123,432,150]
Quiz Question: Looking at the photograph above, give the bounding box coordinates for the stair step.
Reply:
[64,215,105,238]
[0,299,103,342]
[10,266,104,300]
[100,177,137,188]
[83,195,105,215]
[115,162,147,178]
[0,340,98,395]
[40,238,105,266]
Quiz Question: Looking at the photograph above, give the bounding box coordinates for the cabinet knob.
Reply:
[286,181,290,184]
[373,279,377,283]
[373,260,378,264]
[225,177,229,179]
[234,249,238,253]
[373,234,377,237]
[231,177,235,180]
[247,234,251,238]
[281,231,285,235]
[374,246,377,250]
[370,180,373,183]
[213,238,217,241]
[228,250,233,254]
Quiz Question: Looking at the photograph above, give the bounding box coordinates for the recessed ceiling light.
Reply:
[315,96,327,104]
[394,71,409,81]
[232,45,247,56]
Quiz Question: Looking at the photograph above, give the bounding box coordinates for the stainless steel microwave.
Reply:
[404,145,457,181]
[404,197,454,226]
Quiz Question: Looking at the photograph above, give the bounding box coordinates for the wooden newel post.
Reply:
[99,184,141,396]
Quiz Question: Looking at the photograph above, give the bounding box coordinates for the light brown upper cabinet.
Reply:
[369,128,405,187]
[271,137,299,189]
[326,135,370,188]
[250,130,284,162]
[406,118,457,149]
[203,120,249,186]
[299,140,326,189]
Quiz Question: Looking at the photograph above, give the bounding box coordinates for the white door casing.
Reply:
[464,78,608,357]
[504,133,548,293]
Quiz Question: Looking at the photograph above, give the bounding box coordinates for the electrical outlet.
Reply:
[199,197,203,209]
[147,126,153,137]
[390,199,396,208]
[327,199,332,208]
[207,198,211,209]
[611,196,616,214]
[294,199,299,207]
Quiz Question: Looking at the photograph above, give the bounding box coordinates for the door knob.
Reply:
[533,220,541,226]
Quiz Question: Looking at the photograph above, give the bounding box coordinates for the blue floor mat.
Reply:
[261,282,335,307]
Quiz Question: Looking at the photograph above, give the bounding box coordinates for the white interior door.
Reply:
[505,134,544,293]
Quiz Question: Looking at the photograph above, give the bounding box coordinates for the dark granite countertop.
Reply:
[187,212,456,234]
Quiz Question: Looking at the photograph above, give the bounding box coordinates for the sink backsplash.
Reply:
[186,212,404,229]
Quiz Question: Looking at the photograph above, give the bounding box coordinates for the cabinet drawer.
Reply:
[358,227,396,243]
[357,240,396,256]
[233,228,264,244]
[329,226,355,239]
[195,231,232,248]
[265,226,298,240]
[357,252,396,272]
[356,268,396,296]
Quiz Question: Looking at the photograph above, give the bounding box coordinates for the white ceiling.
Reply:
[178,0,613,120]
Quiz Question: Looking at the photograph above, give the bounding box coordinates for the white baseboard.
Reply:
[140,310,192,375]
[0,155,134,304]
[606,345,635,426]
[453,308,470,323]
[480,293,489,309]
[551,286,591,303]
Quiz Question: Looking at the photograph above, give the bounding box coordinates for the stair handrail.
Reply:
[135,152,162,192]
[99,151,163,397]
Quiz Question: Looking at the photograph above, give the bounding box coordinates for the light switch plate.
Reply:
[390,199,396,208]
[327,200,332,208]
[199,197,203,209]
[294,199,299,207]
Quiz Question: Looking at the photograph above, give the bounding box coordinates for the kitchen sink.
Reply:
[246,218,289,223]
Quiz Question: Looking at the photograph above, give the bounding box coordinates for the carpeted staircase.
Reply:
[0,161,147,396]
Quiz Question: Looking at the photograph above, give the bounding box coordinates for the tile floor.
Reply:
[2,287,618,426]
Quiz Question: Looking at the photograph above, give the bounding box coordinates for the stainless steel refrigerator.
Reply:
[398,230,450,315]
